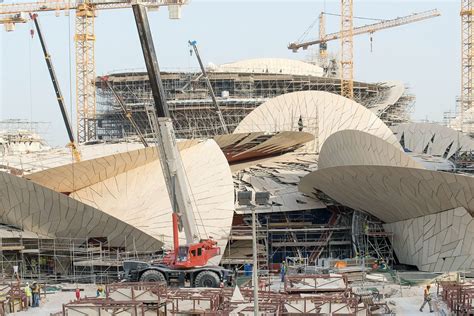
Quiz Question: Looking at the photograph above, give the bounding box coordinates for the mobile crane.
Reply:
[122,4,233,288]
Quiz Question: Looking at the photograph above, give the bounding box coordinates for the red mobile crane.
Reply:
[122,4,232,288]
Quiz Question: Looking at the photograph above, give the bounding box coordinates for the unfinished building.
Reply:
[0,88,467,282]
[95,58,414,140]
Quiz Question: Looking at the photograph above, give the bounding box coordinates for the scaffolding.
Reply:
[352,211,394,268]
[0,119,50,136]
[0,234,157,284]
[222,208,354,270]
[95,69,414,140]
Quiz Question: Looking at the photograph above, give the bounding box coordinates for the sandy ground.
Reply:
[7,282,446,315]
[369,284,447,315]
[11,284,97,316]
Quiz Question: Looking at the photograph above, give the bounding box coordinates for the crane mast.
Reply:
[319,12,328,69]
[132,3,199,246]
[461,0,473,133]
[340,0,354,99]
[0,0,188,143]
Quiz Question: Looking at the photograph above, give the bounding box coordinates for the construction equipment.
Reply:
[188,40,228,134]
[1,13,27,31]
[0,0,187,143]
[340,0,354,99]
[460,0,473,132]
[123,4,232,288]
[288,9,440,54]
[30,13,81,162]
[288,8,440,99]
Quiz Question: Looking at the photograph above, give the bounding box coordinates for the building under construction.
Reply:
[95,58,415,140]
[90,59,410,272]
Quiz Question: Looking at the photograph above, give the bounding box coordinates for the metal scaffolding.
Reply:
[95,69,414,140]
[352,211,394,268]
[0,234,156,284]
[222,208,354,270]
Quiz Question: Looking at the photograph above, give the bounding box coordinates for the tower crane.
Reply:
[460,0,473,132]
[1,13,27,31]
[0,0,188,143]
[122,4,233,288]
[288,8,440,99]
[340,0,353,99]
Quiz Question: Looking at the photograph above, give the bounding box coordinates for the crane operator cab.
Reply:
[177,246,189,263]
[172,239,220,269]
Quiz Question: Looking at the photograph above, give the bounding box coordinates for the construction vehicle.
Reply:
[122,4,233,288]
[30,13,81,162]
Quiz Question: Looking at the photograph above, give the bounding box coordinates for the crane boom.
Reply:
[188,40,228,134]
[132,3,199,246]
[340,0,354,99]
[288,9,440,52]
[1,13,27,31]
[0,0,181,15]
[0,0,188,144]
[30,13,81,162]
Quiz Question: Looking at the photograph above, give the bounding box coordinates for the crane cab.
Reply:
[172,239,220,269]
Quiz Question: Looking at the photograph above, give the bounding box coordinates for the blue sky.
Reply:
[0,1,459,145]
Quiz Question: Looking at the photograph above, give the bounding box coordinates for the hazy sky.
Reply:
[0,1,459,145]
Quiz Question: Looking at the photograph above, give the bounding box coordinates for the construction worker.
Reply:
[75,286,81,301]
[280,260,287,282]
[31,282,40,307]
[96,285,106,298]
[419,284,434,313]
[23,282,32,307]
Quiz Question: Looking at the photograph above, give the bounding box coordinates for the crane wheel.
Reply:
[139,270,166,283]
[194,270,220,288]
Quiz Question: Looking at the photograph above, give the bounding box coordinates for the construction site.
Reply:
[0,0,473,315]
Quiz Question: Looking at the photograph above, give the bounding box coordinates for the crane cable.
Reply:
[295,11,387,44]
[183,156,208,239]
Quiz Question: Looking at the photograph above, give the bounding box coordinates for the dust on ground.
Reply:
[11,284,97,316]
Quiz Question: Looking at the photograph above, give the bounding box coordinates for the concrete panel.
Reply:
[384,207,474,272]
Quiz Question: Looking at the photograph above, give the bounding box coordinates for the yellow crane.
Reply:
[460,0,473,132]
[340,0,353,99]
[289,8,440,99]
[1,13,28,31]
[0,0,188,143]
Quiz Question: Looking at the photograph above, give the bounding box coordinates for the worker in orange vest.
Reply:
[419,284,434,312]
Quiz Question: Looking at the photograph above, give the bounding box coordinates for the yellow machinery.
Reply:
[460,0,473,132]
[288,8,440,99]
[0,0,188,143]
